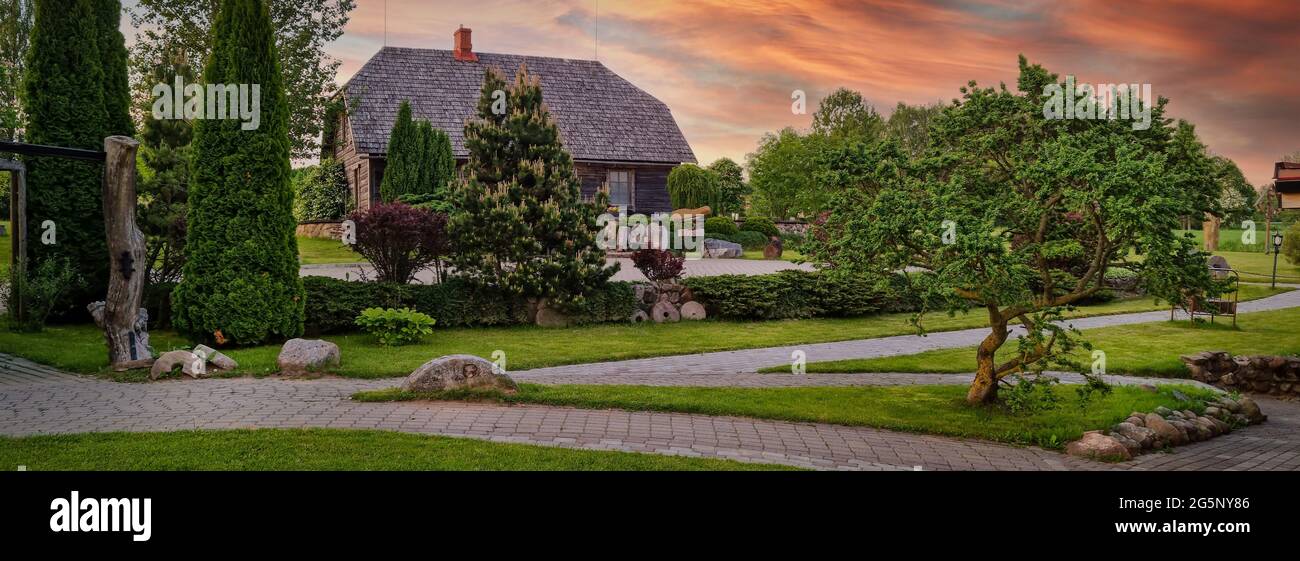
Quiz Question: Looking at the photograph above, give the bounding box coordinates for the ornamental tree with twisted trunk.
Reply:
[805,56,1223,405]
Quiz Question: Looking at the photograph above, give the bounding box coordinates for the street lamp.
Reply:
[1273,233,1285,288]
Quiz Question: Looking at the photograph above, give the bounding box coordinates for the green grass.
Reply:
[1,285,1290,382]
[354,383,1216,449]
[0,428,796,471]
[1208,249,1300,283]
[297,235,363,265]
[782,306,1300,377]
[740,248,806,261]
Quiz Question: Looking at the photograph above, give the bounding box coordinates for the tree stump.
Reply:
[101,136,153,370]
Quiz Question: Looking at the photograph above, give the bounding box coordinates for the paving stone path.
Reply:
[2,286,1297,471]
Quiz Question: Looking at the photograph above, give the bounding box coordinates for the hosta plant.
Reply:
[354,307,436,346]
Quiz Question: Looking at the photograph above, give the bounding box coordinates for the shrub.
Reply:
[5,258,84,332]
[740,217,780,238]
[293,159,350,221]
[631,249,684,282]
[1283,222,1300,265]
[354,307,436,346]
[349,203,449,284]
[732,230,769,250]
[172,0,305,346]
[299,276,635,333]
[683,270,884,320]
[667,164,720,210]
[704,216,737,237]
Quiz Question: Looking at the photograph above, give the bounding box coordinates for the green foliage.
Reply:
[300,276,635,334]
[1283,222,1300,265]
[292,158,349,221]
[811,87,884,142]
[138,48,194,285]
[706,157,748,215]
[379,100,418,202]
[95,0,132,137]
[425,122,455,195]
[1001,375,1063,415]
[173,0,305,345]
[683,270,886,320]
[884,101,944,157]
[22,0,109,312]
[449,65,614,311]
[127,0,356,159]
[731,230,768,250]
[802,56,1223,402]
[740,216,779,238]
[745,127,817,219]
[704,216,737,237]
[667,163,720,210]
[354,307,435,346]
[4,257,82,332]
[0,0,33,141]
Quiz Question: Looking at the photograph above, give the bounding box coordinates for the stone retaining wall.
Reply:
[1181,352,1300,398]
[297,220,343,240]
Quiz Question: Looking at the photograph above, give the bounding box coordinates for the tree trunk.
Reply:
[1203,214,1220,252]
[102,136,152,370]
[966,321,1009,405]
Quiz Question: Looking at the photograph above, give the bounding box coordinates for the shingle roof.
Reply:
[343,47,696,164]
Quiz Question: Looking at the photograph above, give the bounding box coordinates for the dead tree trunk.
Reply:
[101,136,152,370]
[2,159,25,322]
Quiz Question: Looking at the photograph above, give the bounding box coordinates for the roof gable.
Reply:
[343,47,696,164]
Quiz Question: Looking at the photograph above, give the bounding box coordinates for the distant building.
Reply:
[1275,162,1300,209]
[328,27,696,214]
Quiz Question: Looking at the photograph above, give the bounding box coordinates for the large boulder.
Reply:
[1144,413,1183,446]
[703,238,742,259]
[1066,431,1132,461]
[1238,396,1266,424]
[277,339,340,375]
[401,355,517,394]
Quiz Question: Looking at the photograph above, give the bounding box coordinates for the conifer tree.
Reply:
[428,125,455,194]
[378,100,418,201]
[22,0,108,311]
[173,0,304,345]
[449,65,614,312]
[96,0,133,137]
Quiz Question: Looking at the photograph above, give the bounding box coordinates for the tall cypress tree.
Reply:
[22,0,108,311]
[95,0,132,137]
[378,100,418,202]
[173,0,303,345]
[449,65,614,312]
[428,126,455,195]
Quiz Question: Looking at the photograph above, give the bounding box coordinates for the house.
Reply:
[328,27,696,214]
[1275,161,1300,209]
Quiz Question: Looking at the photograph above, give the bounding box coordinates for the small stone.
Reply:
[401,354,517,394]
[1207,416,1231,434]
[1238,397,1265,424]
[1125,415,1146,428]
[1204,406,1223,418]
[1218,397,1241,413]
[277,339,341,375]
[1154,405,1173,416]
[1066,432,1132,461]
[1112,422,1157,450]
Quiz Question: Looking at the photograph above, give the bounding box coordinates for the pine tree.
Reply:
[173,0,304,345]
[378,100,418,201]
[428,125,455,195]
[449,65,614,313]
[22,0,108,312]
[95,0,133,137]
[138,47,194,284]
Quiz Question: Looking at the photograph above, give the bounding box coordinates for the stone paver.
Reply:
[302,257,814,283]
[3,353,1296,471]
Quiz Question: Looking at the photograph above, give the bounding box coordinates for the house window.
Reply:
[607,170,634,211]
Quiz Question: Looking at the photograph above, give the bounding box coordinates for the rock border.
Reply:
[1066,394,1265,461]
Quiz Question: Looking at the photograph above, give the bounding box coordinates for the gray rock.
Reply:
[1066,431,1132,461]
[1204,406,1224,419]
[1172,390,1190,402]
[1218,397,1241,413]
[193,344,238,371]
[1154,406,1173,417]
[277,339,340,375]
[703,238,742,258]
[150,350,202,380]
[535,305,573,328]
[679,301,707,321]
[401,354,517,393]
[1112,422,1158,450]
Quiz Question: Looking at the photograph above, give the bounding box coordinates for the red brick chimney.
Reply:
[453,26,478,62]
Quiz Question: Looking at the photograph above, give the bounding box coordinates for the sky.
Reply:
[127,0,1300,186]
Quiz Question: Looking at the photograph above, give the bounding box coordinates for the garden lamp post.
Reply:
[1273,233,1285,288]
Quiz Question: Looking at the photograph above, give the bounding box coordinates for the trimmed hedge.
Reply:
[301,276,635,334]
[740,217,780,238]
[683,270,891,320]
[704,216,738,237]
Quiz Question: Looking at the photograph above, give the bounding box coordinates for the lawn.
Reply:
[741,248,807,261]
[1208,249,1300,283]
[297,235,363,265]
[779,306,1300,377]
[354,383,1216,449]
[5,286,1289,382]
[0,428,795,471]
